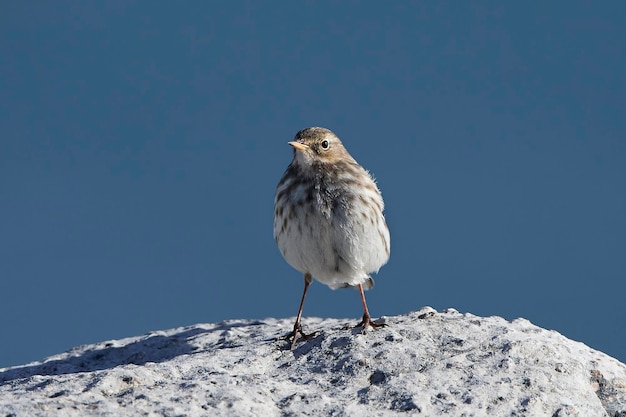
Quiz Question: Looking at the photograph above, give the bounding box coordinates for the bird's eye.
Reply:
[321,140,329,149]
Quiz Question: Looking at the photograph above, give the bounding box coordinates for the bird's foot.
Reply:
[355,314,386,331]
[283,323,317,349]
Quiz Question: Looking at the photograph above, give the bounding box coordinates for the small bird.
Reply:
[274,127,390,348]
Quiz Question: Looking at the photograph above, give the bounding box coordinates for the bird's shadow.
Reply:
[0,322,256,384]
[288,319,386,360]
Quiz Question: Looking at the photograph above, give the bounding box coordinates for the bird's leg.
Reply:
[355,283,386,329]
[284,273,316,348]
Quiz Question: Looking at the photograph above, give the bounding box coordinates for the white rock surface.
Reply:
[1,307,625,416]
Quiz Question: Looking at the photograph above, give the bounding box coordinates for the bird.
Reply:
[274,127,390,348]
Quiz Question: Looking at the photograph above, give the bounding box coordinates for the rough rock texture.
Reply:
[1,307,625,416]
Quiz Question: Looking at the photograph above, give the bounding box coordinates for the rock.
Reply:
[1,307,625,416]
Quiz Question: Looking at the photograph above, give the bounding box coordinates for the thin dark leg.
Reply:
[355,283,386,329]
[285,273,316,348]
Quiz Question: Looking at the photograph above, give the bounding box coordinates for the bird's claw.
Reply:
[355,315,386,331]
[284,323,317,349]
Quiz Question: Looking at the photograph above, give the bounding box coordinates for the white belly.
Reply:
[274,182,390,289]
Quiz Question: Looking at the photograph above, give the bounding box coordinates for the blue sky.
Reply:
[1,1,625,368]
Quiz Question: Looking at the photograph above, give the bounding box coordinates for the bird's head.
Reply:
[289,127,354,165]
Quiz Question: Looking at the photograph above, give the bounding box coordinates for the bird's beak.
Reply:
[288,141,309,151]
